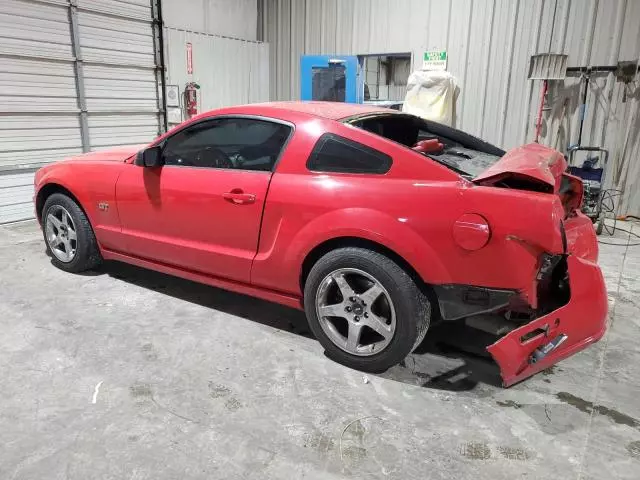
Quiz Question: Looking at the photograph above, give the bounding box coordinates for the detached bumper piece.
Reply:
[487,255,608,387]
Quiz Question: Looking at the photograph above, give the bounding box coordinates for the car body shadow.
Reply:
[101,260,313,338]
[45,249,104,276]
[99,260,503,391]
[382,323,504,391]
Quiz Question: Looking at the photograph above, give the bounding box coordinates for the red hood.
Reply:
[474,144,567,192]
[64,144,148,163]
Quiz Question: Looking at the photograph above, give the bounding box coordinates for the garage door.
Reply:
[0,0,81,223]
[0,0,163,224]
[78,0,161,149]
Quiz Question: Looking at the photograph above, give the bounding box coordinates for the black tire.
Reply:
[42,193,102,273]
[304,247,431,373]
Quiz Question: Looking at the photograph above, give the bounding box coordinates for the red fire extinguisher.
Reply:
[184,82,200,119]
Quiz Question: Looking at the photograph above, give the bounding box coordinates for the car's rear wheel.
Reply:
[42,193,102,273]
[304,247,430,372]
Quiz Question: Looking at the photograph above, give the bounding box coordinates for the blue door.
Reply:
[300,55,362,103]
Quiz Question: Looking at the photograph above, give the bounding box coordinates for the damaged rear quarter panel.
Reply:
[409,183,565,304]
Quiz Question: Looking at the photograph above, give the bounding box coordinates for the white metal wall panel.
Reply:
[0,0,80,223]
[77,0,161,148]
[164,28,269,123]
[88,114,158,149]
[77,10,155,66]
[0,0,73,60]
[0,173,37,224]
[276,0,291,107]
[161,0,258,41]
[0,116,83,171]
[79,0,151,19]
[83,64,158,113]
[262,0,640,215]
[0,57,78,114]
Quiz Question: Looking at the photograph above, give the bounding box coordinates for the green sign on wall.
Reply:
[422,50,447,71]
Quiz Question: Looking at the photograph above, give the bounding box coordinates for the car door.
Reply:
[115,116,293,284]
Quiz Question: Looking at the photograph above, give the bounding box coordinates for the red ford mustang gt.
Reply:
[34,101,607,386]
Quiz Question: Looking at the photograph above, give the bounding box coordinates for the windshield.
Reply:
[346,113,505,178]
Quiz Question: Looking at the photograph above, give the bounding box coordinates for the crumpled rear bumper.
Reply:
[487,254,608,387]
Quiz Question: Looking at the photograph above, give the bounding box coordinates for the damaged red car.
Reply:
[34,102,608,386]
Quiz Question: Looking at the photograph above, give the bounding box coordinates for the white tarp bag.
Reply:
[402,70,458,126]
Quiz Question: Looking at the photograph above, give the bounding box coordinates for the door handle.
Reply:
[223,190,256,205]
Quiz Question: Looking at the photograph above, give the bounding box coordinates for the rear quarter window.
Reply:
[306,133,392,174]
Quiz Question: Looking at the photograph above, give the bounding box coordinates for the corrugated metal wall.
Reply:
[0,0,161,224]
[261,0,640,215]
[164,28,270,125]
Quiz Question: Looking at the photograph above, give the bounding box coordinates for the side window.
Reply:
[162,118,291,171]
[307,133,392,174]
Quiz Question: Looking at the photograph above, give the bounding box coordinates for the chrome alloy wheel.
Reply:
[45,205,77,263]
[315,268,396,356]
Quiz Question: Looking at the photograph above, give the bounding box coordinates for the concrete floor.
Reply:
[1,220,639,480]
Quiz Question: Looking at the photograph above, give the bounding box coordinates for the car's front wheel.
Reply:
[304,247,431,372]
[42,193,102,273]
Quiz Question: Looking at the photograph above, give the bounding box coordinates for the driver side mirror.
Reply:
[136,145,164,167]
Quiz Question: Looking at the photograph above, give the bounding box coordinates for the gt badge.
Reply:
[98,202,109,211]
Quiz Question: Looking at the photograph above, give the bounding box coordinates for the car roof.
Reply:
[221,101,394,121]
